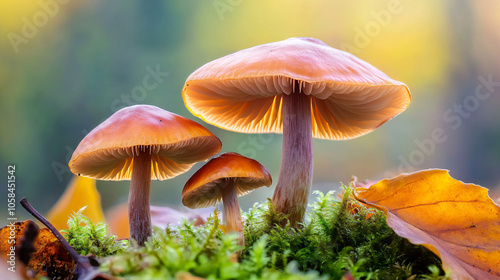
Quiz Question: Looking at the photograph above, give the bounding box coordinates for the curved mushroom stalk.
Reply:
[272,91,313,227]
[129,147,152,246]
[221,179,245,248]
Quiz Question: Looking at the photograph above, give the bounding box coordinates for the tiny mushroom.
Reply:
[182,152,272,247]
[182,37,411,227]
[69,105,221,246]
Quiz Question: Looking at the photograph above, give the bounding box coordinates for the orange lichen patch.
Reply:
[0,221,31,256]
[354,169,500,280]
[29,228,74,279]
[46,176,104,231]
[69,105,221,181]
[0,221,74,279]
[183,37,411,140]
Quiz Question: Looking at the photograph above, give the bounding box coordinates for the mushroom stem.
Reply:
[221,179,245,248]
[272,91,313,227]
[129,146,152,246]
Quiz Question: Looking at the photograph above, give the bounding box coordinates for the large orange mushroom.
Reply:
[69,105,221,245]
[182,152,272,247]
[182,37,411,227]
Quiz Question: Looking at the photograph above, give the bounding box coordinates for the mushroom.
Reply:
[69,105,221,245]
[182,152,272,247]
[182,37,411,227]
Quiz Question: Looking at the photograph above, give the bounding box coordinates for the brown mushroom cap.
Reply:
[182,152,272,208]
[69,105,222,180]
[183,37,411,140]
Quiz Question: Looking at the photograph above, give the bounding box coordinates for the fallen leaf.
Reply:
[15,219,39,266]
[20,198,117,280]
[0,220,32,256]
[0,221,33,279]
[30,228,75,279]
[47,176,105,230]
[354,169,500,280]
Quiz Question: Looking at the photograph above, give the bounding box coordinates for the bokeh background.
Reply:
[1,0,499,220]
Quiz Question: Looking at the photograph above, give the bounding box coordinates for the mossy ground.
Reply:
[63,187,450,280]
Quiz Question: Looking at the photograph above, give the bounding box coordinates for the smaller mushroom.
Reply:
[182,152,272,248]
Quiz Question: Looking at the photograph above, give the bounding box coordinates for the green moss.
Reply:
[243,188,449,279]
[61,206,127,257]
[63,187,451,280]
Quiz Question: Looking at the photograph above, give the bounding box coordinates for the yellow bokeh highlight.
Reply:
[0,1,41,33]
[192,0,450,91]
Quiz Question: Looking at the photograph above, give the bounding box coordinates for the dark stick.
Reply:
[19,198,92,270]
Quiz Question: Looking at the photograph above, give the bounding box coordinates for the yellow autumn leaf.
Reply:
[47,176,105,230]
[354,169,500,280]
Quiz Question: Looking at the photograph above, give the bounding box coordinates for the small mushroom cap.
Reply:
[69,105,222,181]
[182,152,272,208]
[183,37,411,140]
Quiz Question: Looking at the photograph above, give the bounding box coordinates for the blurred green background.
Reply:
[1,0,499,220]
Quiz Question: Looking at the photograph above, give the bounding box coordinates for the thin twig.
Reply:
[20,198,92,268]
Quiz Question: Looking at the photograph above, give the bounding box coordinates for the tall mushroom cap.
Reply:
[182,152,272,208]
[182,37,411,140]
[69,105,222,180]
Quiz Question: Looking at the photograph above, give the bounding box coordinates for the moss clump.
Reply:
[64,188,451,280]
[98,212,325,280]
[62,207,126,257]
